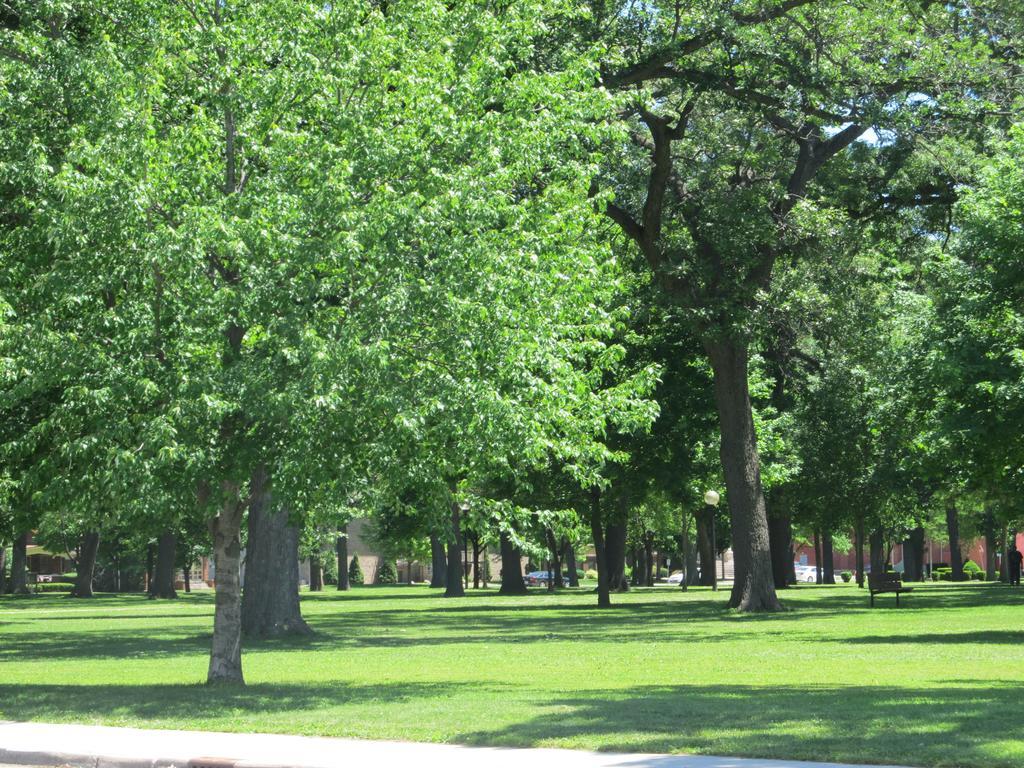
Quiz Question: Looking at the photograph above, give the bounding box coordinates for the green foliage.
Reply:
[840,571,853,583]
[583,570,598,581]
[347,557,364,587]
[34,582,73,593]
[376,560,397,585]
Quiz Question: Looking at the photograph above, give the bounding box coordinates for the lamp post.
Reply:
[704,490,720,592]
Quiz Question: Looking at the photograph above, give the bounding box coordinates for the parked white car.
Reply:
[794,565,818,583]
[666,571,685,585]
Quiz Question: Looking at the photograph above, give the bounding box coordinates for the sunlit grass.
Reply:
[2,581,1022,767]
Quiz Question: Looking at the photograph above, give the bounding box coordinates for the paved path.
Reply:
[0,722,912,768]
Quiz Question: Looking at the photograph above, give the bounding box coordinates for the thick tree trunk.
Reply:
[148,530,178,599]
[71,531,100,598]
[706,340,780,611]
[588,487,611,608]
[945,500,964,581]
[336,526,350,591]
[768,513,794,589]
[696,507,716,587]
[429,533,447,588]
[855,517,865,588]
[241,469,310,637]
[564,541,579,587]
[869,528,885,576]
[444,504,465,597]
[822,529,835,584]
[984,509,997,581]
[309,555,323,591]
[208,486,246,685]
[9,531,29,594]
[905,526,925,582]
[605,517,629,592]
[498,531,527,594]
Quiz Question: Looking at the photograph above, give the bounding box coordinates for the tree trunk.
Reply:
[149,530,178,599]
[309,555,323,591]
[71,531,100,598]
[813,529,822,584]
[241,469,310,637]
[145,543,155,593]
[1000,527,1010,582]
[208,485,246,685]
[684,514,699,586]
[0,544,6,595]
[869,528,885,576]
[9,531,29,594]
[822,529,835,584]
[444,504,465,597]
[706,340,780,611]
[696,507,716,587]
[984,509,997,581]
[905,526,925,582]
[564,541,579,587]
[768,513,794,589]
[336,526,350,591]
[471,534,481,589]
[605,517,629,592]
[498,531,527,594]
[945,500,964,581]
[184,562,191,593]
[546,530,562,592]
[588,487,611,608]
[643,534,655,586]
[429,532,447,588]
[630,547,642,587]
[855,517,865,588]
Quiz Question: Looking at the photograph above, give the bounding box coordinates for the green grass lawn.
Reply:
[2,582,1022,767]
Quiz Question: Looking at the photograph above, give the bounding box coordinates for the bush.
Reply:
[35,582,73,593]
[583,570,598,580]
[934,567,953,581]
[348,556,364,586]
[623,565,633,579]
[963,560,983,579]
[376,559,397,585]
[840,571,852,583]
[658,568,669,578]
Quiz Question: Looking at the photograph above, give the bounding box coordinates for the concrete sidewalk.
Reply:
[0,722,911,768]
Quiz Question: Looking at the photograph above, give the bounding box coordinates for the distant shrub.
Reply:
[658,568,669,578]
[623,565,633,579]
[934,567,953,581]
[376,560,396,584]
[840,571,852,583]
[35,582,73,593]
[583,570,598,581]
[348,556,364,586]
[963,560,983,577]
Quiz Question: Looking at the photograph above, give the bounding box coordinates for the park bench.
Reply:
[868,572,913,607]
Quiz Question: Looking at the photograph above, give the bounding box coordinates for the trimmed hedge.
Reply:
[35,582,73,593]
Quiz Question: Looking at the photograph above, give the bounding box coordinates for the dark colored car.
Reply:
[524,570,572,587]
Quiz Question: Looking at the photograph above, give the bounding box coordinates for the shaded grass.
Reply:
[1,582,1022,767]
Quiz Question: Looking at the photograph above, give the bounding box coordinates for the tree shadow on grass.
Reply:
[0,680,458,723]
[459,683,1023,768]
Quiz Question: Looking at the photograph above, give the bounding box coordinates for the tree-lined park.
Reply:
[2,2,1024,767]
